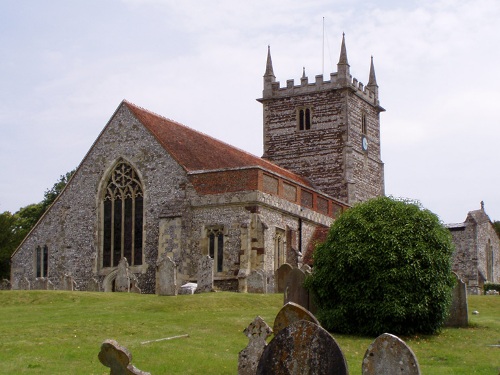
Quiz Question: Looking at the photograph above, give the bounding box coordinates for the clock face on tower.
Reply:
[362,136,368,151]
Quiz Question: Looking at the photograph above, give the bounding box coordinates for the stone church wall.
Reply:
[11,104,190,293]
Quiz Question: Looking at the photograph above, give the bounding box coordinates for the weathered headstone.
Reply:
[61,274,76,291]
[238,316,273,375]
[87,277,101,292]
[444,272,468,327]
[256,320,349,375]
[115,258,131,292]
[273,301,320,334]
[247,270,266,293]
[98,339,151,375]
[156,254,177,296]
[284,268,309,310]
[275,263,293,293]
[19,277,30,290]
[362,333,420,375]
[179,282,197,295]
[0,279,11,290]
[196,255,214,293]
[33,277,49,290]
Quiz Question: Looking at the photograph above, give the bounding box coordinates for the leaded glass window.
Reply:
[35,245,48,277]
[102,161,144,268]
[208,227,224,273]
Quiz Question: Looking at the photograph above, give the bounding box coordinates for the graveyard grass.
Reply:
[0,291,498,374]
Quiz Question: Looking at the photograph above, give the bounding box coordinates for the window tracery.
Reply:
[102,161,144,268]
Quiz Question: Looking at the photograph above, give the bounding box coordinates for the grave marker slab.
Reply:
[115,258,131,292]
[196,255,213,293]
[284,268,309,310]
[275,263,293,293]
[98,339,150,375]
[444,272,468,327]
[362,333,420,375]
[156,254,177,296]
[256,320,349,375]
[247,270,266,293]
[273,301,320,334]
[238,316,273,375]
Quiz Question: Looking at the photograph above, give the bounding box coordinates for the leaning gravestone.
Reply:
[273,301,320,334]
[275,263,293,293]
[238,316,273,375]
[196,255,214,293]
[87,277,101,292]
[156,254,177,296]
[444,272,468,327]
[362,333,420,375]
[115,258,131,292]
[98,339,150,375]
[256,320,349,375]
[284,268,309,310]
[247,270,266,293]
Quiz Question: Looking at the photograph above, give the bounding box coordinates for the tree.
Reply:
[0,169,75,280]
[305,196,455,336]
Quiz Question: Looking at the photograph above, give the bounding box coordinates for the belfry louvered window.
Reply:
[102,161,144,268]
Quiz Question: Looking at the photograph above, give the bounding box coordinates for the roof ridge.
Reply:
[123,100,313,185]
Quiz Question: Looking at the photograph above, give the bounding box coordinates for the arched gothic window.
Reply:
[102,161,144,268]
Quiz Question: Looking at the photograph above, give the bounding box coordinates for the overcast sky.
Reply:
[1,0,499,224]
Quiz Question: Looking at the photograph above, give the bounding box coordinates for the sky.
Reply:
[1,0,499,224]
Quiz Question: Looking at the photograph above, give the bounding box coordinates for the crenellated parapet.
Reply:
[262,72,380,106]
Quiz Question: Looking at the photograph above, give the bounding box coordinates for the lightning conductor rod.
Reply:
[322,17,325,76]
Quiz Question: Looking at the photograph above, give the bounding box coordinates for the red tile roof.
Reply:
[124,100,314,188]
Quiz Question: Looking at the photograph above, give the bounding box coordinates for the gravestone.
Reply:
[179,282,197,295]
[444,272,468,327]
[247,270,266,293]
[196,255,213,293]
[115,258,131,292]
[238,316,273,375]
[156,254,177,296]
[61,274,76,291]
[300,264,312,273]
[33,277,52,290]
[0,279,11,290]
[87,278,101,292]
[98,339,150,375]
[256,320,349,375]
[273,301,320,334]
[19,277,30,290]
[275,263,293,293]
[284,268,309,310]
[362,333,420,375]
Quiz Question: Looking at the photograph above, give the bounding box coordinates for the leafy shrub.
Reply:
[305,196,455,336]
[484,283,500,293]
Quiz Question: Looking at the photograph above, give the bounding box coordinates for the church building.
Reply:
[10,36,385,293]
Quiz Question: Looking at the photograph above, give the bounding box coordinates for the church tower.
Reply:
[258,35,385,205]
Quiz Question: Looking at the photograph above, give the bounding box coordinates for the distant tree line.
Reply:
[0,170,74,280]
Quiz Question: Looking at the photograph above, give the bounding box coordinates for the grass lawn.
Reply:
[0,291,498,374]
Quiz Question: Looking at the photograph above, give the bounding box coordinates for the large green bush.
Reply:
[305,196,455,336]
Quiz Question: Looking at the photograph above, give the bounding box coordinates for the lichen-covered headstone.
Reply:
[284,268,309,310]
[275,263,293,293]
[156,254,177,296]
[247,270,266,293]
[0,279,11,290]
[256,320,349,375]
[115,258,131,292]
[273,301,320,334]
[98,339,151,375]
[238,316,273,375]
[444,272,468,327]
[196,255,213,293]
[362,333,420,375]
